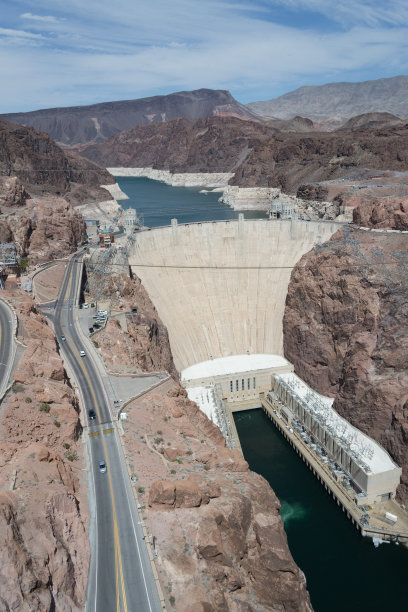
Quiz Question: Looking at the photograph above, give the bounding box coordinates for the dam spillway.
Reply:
[128,218,340,372]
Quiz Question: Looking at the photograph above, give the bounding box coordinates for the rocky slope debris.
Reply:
[1,89,263,147]
[0,176,29,212]
[0,119,114,204]
[283,226,408,503]
[247,75,408,128]
[0,197,87,262]
[352,196,408,230]
[81,115,408,196]
[122,382,312,611]
[84,249,178,379]
[0,295,89,610]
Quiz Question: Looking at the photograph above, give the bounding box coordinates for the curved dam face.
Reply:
[128,219,340,372]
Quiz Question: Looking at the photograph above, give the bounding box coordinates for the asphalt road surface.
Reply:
[0,299,14,396]
[54,254,162,612]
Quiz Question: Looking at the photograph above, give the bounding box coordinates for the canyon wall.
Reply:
[0,118,114,204]
[0,297,89,610]
[283,225,408,503]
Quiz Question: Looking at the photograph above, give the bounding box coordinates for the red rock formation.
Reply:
[0,119,114,204]
[0,197,87,262]
[0,176,29,212]
[283,226,408,502]
[85,256,178,379]
[353,196,408,230]
[122,381,313,611]
[0,295,89,610]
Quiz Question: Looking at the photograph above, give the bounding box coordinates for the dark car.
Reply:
[89,327,94,333]
[89,410,96,420]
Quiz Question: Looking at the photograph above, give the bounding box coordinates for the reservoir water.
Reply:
[117,177,407,611]
[115,176,267,227]
[234,409,408,612]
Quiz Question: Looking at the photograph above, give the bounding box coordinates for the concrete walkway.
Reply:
[76,304,168,418]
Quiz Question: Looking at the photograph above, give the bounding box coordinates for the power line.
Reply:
[42,257,408,271]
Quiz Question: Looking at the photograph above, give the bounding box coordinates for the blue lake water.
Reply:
[115,176,267,227]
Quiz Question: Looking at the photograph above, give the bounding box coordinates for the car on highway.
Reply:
[89,409,96,420]
[80,350,86,357]
[61,335,66,341]
[99,460,107,473]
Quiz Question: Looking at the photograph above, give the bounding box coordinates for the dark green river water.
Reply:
[116,176,407,612]
[234,409,408,612]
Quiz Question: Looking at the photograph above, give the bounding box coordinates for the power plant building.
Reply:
[268,373,401,504]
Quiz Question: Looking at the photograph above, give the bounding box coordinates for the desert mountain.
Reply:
[247,75,408,128]
[0,119,114,204]
[80,115,408,194]
[337,112,405,131]
[0,89,263,148]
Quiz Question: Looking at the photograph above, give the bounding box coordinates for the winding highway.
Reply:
[54,253,162,612]
[0,299,14,397]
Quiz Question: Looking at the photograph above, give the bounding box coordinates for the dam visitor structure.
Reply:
[128,217,406,541]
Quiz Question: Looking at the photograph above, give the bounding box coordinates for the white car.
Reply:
[80,350,86,357]
[83,303,89,309]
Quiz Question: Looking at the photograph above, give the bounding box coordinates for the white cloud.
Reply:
[0,27,44,40]
[20,12,61,23]
[265,0,408,27]
[0,0,407,111]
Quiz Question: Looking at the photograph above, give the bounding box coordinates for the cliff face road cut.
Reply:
[54,253,162,612]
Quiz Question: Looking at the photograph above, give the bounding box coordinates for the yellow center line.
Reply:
[59,258,128,611]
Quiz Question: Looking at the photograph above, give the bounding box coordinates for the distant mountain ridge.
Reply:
[80,115,408,194]
[0,89,263,147]
[0,119,114,204]
[247,76,408,128]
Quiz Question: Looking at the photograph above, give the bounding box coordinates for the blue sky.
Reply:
[1,0,407,113]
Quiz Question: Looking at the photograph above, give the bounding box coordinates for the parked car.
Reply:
[89,327,94,333]
[83,303,89,309]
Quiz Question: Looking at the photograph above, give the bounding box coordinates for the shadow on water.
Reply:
[116,176,267,227]
[234,409,408,612]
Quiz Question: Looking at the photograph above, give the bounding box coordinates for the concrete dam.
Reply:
[128,217,339,372]
[127,216,404,538]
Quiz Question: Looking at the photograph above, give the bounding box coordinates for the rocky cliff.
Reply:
[121,382,313,611]
[0,197,87,262]
[0,296,89,610]
[84,249,178,379]
[0,89,263,147]
[0,119,114,204]
[81,116,408,195]
[283,223,408,503]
